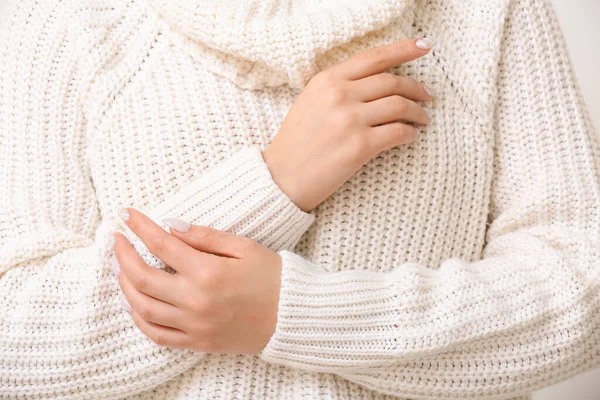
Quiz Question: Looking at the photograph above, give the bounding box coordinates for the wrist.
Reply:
[261,148,310,212]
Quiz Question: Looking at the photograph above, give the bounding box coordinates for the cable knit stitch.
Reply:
[0,0,599,399]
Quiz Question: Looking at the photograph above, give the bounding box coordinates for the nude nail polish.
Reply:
[162,217,191,233]
[424,107,432,121]
[416,37,437,50]
[117,207,130,222]
[424,85,436,97]
[110,256,120,277]
[121,298,131,312]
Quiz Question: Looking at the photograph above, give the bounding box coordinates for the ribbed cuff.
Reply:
[259,250,415,371]
[146,146,315,252]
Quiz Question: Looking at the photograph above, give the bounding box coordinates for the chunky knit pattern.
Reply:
[1,0,599,399]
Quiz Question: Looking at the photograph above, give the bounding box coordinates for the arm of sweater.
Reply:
[0,1,311,398]
[259,0,600,398]
[115,145,315,275]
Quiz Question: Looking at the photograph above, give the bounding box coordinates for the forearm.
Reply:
[112,145,315,275]
[0,241,205,398]
[0,1,311,396]
[140,146,314,252]
[259,230,600,399]
[258,0,600,397]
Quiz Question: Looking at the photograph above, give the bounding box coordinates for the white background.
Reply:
[0,0,598,399]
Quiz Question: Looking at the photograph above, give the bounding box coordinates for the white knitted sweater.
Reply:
[1,0,599,399]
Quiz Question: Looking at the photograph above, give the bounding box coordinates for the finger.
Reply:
[368,123,419,152]
[352,72,434,103]
[114,232,182,305]
[130,309,190,349]
[332,37,436,81]
[118,207,204,274]
[162,218,254,259]
[363,95,430,126]
[119,270,184,329]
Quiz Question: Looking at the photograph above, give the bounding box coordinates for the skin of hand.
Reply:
[112,207,282,354]
[262,37,436,212]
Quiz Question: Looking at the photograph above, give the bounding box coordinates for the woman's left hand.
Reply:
[111,207,282,354]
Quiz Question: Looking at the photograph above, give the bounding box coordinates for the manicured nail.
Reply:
[117,207,130,222]
[416,37,436,50]
[121,298,131,312]
[424,85,436,97]
[424,107,432,121]
[110,255,120,277]
[162,217,191,233]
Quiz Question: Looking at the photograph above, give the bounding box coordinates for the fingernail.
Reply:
[424,107,432,121]
[117,207,130,222]
[424,85,436,97]
[416,37,436,50]
[121,298,131,312]
[162,217,191,233]
[110,255,120,277]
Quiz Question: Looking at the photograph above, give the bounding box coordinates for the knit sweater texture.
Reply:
[1,0,599,399]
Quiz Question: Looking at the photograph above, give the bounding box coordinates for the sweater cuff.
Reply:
[146,146,315,252]
[259,250,413,371]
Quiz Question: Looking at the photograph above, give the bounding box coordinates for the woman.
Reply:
[1,0,598,399]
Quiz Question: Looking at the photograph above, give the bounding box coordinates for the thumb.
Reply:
[161,218,250,259]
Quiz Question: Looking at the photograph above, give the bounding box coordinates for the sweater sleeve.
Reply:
[259,0,600,398]
[114,145,315,274]
[0,1,312,398]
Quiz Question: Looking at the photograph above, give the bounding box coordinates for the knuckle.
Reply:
[237,236,258,254]
[364,46,388,62]
[403,76,420,93]
[413,80,430,100]
[147,231,169,254]
[324,86,347,106]
[179,337,194,349]
[392,95,409,114]
[312,70,336,88]
[150,331,168,347]
[362,47,389,69]
[138,302,154,321]
[167,338,186,349]
[131,311,144,329]
[131,272,149,291]
[395,124,417,143]
[414,79,427,93]
[196,338,217,353]
[381,72,399,88]
[420,104,430,120]
[193,225,214,241]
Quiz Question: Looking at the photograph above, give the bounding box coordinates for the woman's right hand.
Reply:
[262,38,436,212]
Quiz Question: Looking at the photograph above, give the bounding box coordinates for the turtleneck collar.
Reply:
[143,0,414,89]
